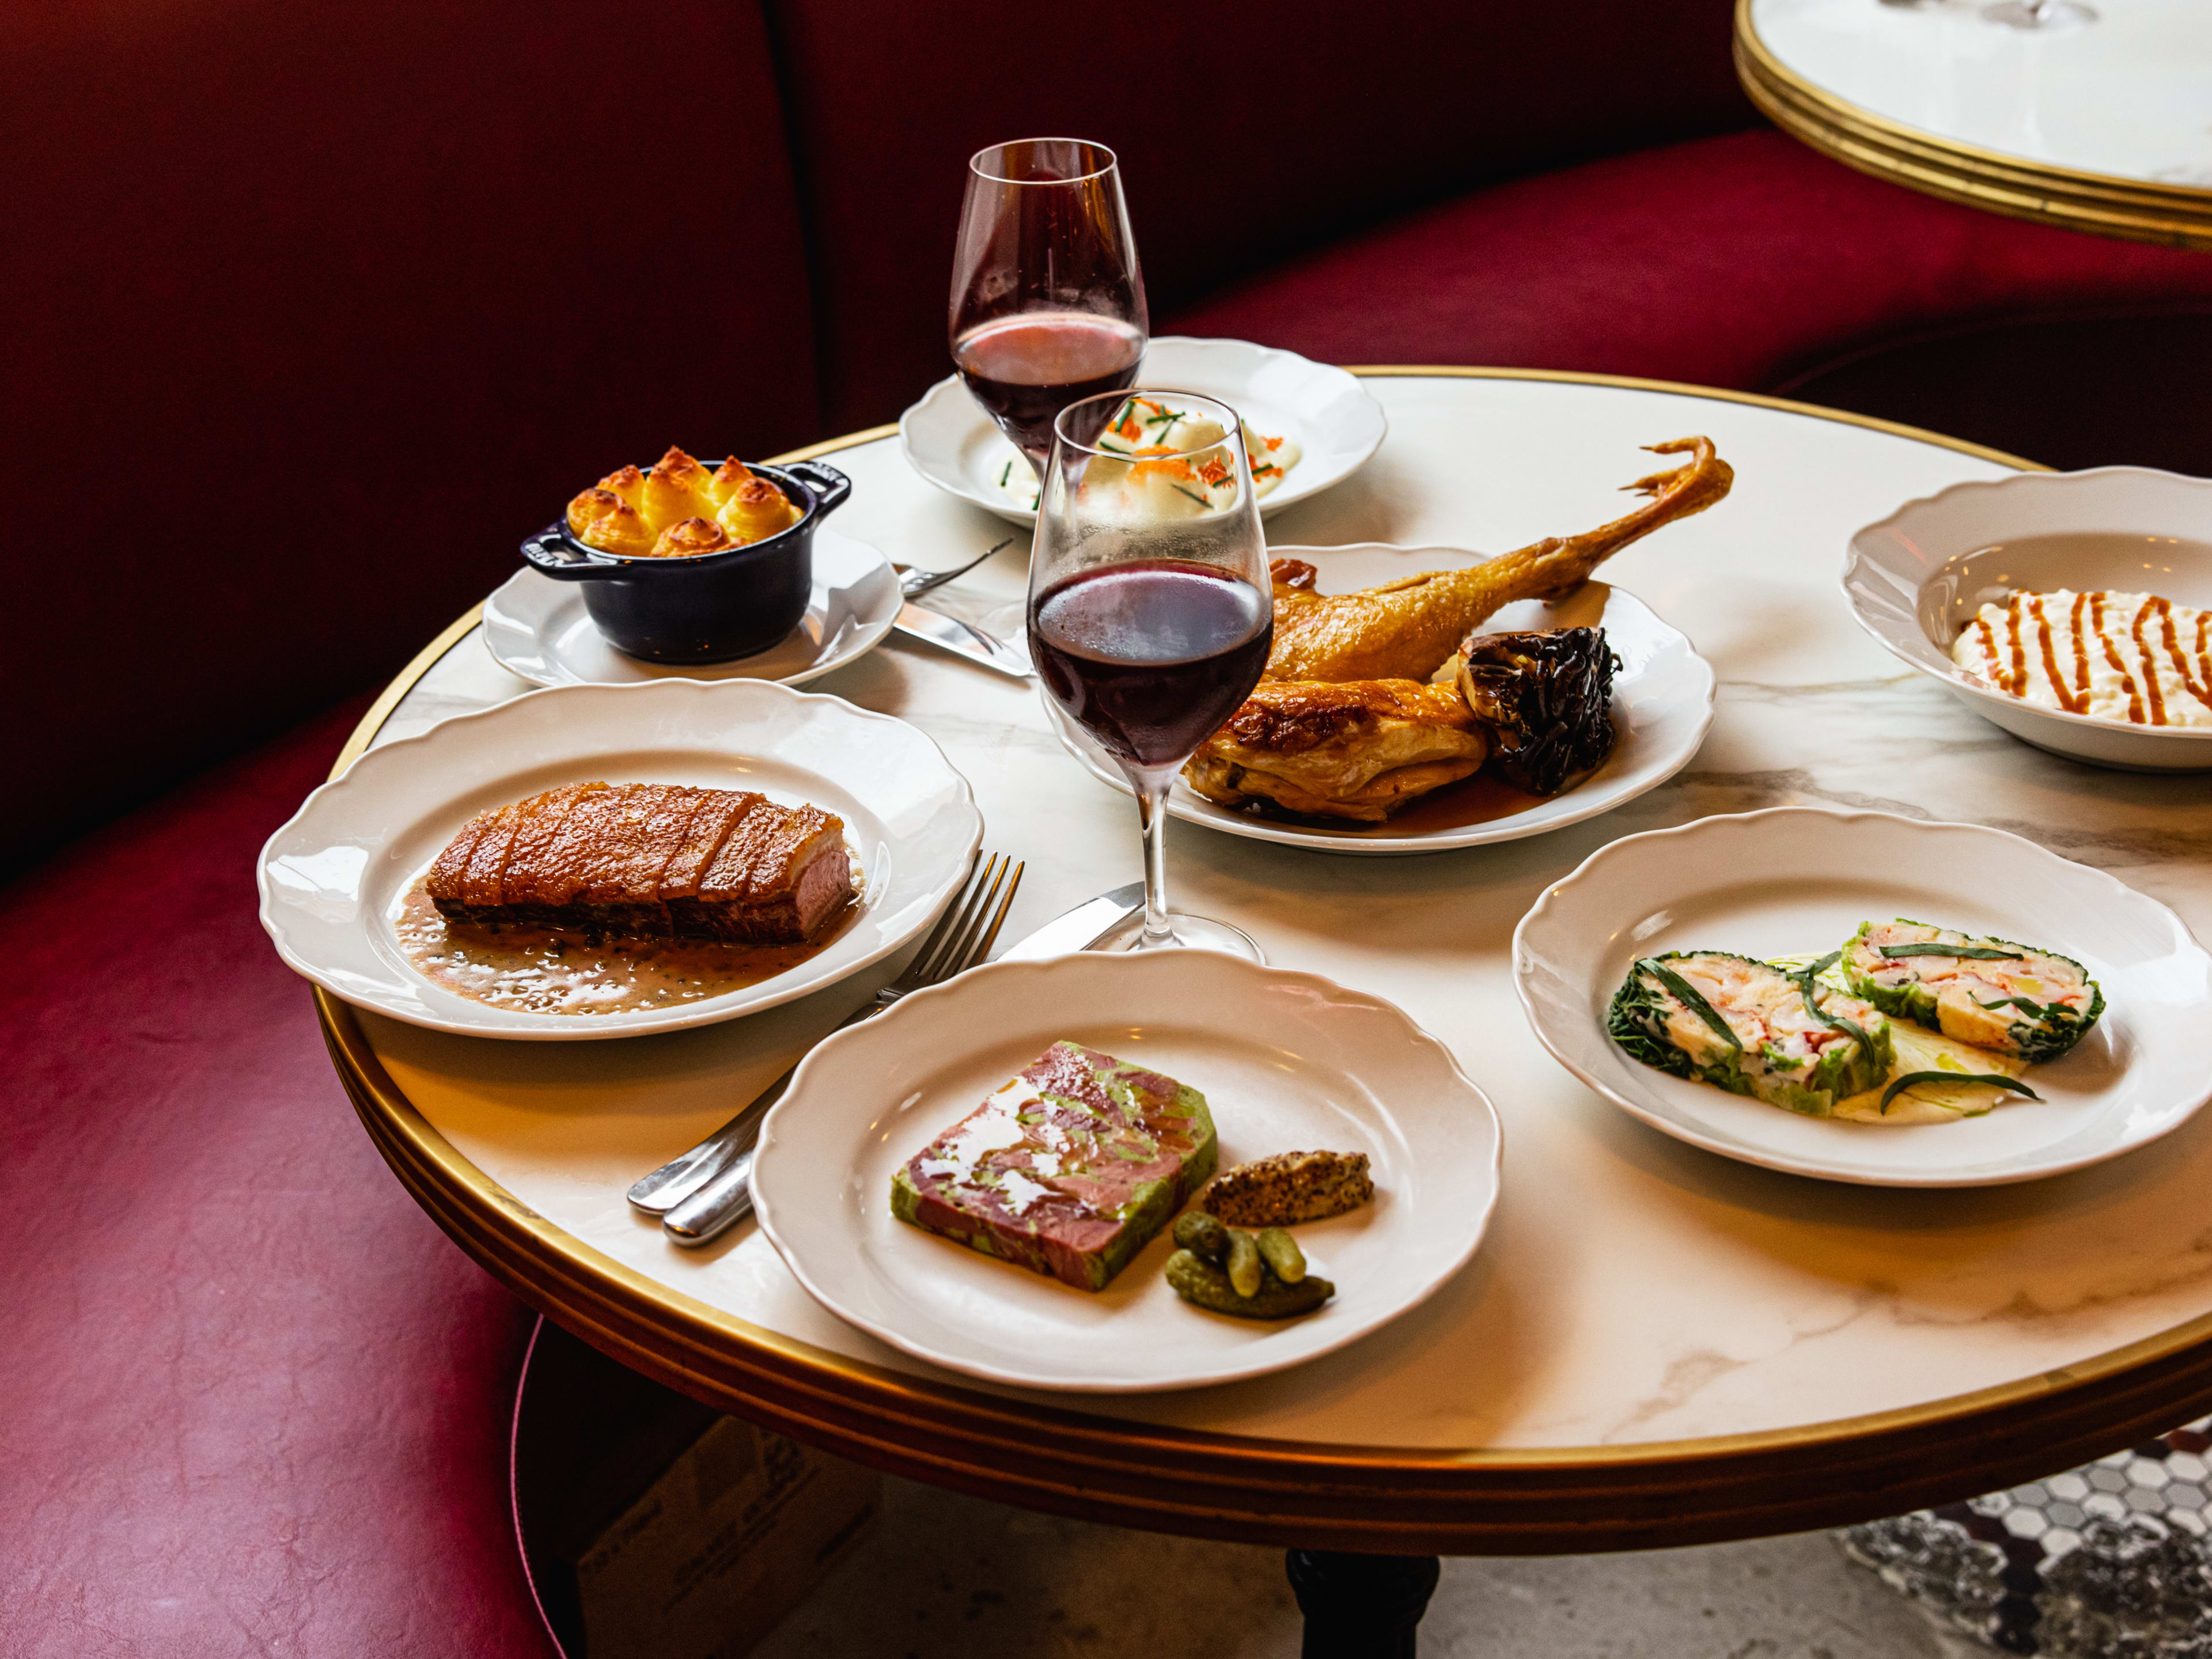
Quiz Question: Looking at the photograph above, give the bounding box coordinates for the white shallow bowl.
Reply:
[1513,808,2212,1187]
[1046,546,1714,857]
[899,335,1387,527]
[257,679,983,1040]
[482,527,900,690]
[1844,467,2212,771]
[750,950,1502,1393]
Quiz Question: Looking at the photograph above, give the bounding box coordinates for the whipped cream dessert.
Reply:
[1952,588,2212,729]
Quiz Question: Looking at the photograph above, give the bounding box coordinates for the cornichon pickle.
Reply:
[1255,1228,1305,1284]
[1225,1229,1263,1297]
[1172,1209,1230,1265]
[1165,1250,1335,1320]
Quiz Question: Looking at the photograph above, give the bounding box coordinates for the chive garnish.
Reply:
[1169,483,1212,506]
[998,460,1013,487]
[1791,952,1880,1055]
[1879,1071,2043,1115]
[1879,943,2024,961]
[1637,958,1741,1051]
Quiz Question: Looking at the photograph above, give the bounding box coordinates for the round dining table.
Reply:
[317,370,2212,1584]
[1737,0,2212,248]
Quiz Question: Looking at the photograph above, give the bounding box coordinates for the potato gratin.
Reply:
[566,446,801,559]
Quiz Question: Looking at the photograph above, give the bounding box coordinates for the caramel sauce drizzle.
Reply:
[1972,615,2012,691]
[2133,600,2170,725]
[2028,594,2084,715]
[2090,593,2147,725]
[2069,590,2092,705]
[2004,593,2030,692]
[2161,598,2212,714]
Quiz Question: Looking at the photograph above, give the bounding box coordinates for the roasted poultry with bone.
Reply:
[1185,437,1732,822]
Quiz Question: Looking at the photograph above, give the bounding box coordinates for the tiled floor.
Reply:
[756,1476,1974,1659]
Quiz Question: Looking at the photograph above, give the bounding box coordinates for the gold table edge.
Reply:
[310,367,2212,1547]
[1734,0,2212,251]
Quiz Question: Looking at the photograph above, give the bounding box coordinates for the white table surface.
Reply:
[1751,0,2212,189]
[355,372,2212,1452]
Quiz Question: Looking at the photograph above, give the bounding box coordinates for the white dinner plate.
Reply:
[257,679,983,1040]
[1843,467,2212,772]
[1513,808,2212,1187]
[482,526,900,690]
[750,950,1501,1392]
[898,335,1387,527]
[1044,546,1715,856]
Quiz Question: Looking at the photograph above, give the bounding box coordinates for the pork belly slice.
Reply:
[891,1041,1218,1291]
[675,801,853,945]
[493,782,612,919]
[657,790,760,903]
[425,785,851,944]
[558,785,709,932]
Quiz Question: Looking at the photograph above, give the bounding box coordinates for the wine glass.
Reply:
[1029,390,1272,960]
[950,139,1149,485]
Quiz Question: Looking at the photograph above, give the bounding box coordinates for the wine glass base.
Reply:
[1983,1,2096,27]
[1093,911,1266,963]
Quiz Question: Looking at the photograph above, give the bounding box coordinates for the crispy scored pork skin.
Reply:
[1183,679,1488,822]
[424,785,852,944]
[1262,437,1734,684]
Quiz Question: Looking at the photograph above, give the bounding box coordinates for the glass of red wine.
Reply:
[951,139,1148,483]
[1029,390,1272,959]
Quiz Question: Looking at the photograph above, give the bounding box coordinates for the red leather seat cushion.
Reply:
[0,704,548,1658]
[1165,130,2212,410]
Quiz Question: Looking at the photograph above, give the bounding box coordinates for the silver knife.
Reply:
[650,881,1143,1247]
[893,600,1032,680]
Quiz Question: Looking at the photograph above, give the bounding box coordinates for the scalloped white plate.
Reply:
[898,335,1387,527]
[1513,808,2212,1187]
[256,680,983,1040]
[750,950,1501,1392]
[1843,467,2212,772]
[1044,547,1714,856]
[482,526,900,690]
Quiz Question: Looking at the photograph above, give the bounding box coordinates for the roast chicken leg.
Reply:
[1262,436,1733,684]
[1186,437,1732,821]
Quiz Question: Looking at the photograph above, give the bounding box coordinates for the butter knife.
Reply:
[653,880,1143,1246]
[893,600,1032,680]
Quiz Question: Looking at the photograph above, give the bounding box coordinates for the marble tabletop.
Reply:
[1748,0,2212,189]
[349,371,2212,1457]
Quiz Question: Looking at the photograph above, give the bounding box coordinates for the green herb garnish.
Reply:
[1791,951,1880,1057]
[1141,408,1185,430]
[1975,994,2047,1016]
[1879,1071,2043,1115]
[1636,958,1742,1052]
[1097,439,1132,456]
[1169,483,1213,506]
[1879,943,2024,961]
[998,460,1013,487]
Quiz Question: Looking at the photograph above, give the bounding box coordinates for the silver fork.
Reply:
[897,537,1013,600]
[633,853,1024,1247]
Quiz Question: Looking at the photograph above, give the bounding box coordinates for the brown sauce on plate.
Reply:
[393,882,855,1016]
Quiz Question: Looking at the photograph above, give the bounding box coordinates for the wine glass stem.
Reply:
[1134,768,1177,949]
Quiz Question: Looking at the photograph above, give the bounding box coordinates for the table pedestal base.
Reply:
[1286,1550,1443,1658]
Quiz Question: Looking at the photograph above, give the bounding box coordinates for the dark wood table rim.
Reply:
[316,366,2212,1552]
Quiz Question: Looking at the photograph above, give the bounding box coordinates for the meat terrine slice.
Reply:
[890,1041,1218,1291]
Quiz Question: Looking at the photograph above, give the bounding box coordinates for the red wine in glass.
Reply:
[950,140,1148,469]
[954,313,1145,461]
[1031,560,1273,767]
